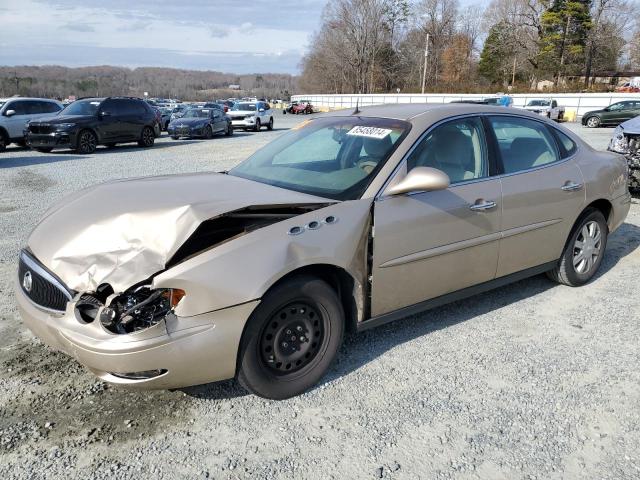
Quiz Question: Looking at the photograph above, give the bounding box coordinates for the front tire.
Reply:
[267,117,274,130]
[237,276,344,399]
[138,126,155,147]
[585,116,600,128]
[253,119,261,132]
[204,125,213,139]
[0,132,6,152]
[547,209,608,286]
[76,129,97,154]
[225,123,233,136]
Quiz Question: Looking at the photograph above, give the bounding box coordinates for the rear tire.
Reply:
[225,124,233,136]
[237,276,344,399]
[547,209,608,286]
[267,117,274,131]
[204,125,213,139]
[0,132,7,152]
[138,126,155,147]
[253,119,261,132]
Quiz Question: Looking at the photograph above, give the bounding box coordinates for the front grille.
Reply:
[18,251,74,313]
[29,124,54,134]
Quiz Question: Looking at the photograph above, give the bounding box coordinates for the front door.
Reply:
[486,115,585,277]
[371,116,502,316]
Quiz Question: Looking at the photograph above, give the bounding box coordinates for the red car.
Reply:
[292,102,314,114]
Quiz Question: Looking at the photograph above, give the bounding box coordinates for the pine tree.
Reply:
[539,0,592,83]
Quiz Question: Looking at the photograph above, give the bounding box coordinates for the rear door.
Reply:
[487,115,585,277]
[211,108,225,133]
[371,116,502,316]
[98,99,123,141]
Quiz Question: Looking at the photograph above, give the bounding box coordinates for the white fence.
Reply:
[292,93,640,118]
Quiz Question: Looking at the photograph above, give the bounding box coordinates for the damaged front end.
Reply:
[75,285,185,334]
[609,125,640,191]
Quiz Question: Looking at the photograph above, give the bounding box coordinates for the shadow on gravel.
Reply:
[181,220,640,401]
[0,154,88,168]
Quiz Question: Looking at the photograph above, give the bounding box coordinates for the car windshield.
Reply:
[183,109,210,118]
[62,99,102,116]
[233,103,257,111]
[229,116,410,200]
[528,100,550,106]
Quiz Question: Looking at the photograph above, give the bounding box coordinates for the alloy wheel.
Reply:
[573,221,602,274]
[586,116,600,128]
[78,131,96,153]
[142,127,154,146]
[259,301,325,375]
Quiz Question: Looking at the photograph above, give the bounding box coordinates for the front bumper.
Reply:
[167,125,207,138]
[16,278,258,389]
[230,116,257,128]
[25,130,77,150]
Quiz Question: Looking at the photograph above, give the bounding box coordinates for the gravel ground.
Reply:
[0,116,639,480]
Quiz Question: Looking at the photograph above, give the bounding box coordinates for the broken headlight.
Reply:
[96,287,185,334]
[609,126,629,154]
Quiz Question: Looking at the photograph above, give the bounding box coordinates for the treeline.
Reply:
[299,0,640,94]
[0,66,297,100]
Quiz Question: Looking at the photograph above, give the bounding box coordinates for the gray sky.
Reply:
[0,0,484,74]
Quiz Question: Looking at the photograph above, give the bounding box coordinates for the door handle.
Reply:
[469,200,497,211]
[561,181,583,192]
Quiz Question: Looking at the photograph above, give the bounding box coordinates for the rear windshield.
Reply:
[229,116,410,200]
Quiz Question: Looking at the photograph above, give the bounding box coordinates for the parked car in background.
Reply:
[25,97,157,154]
[170,104,191,121]
[582,101,640,128]
[215,100,235,112]
[16,104,629,399]
[283,101,299,114]
[0,97,64,151]
[159,107,172,130]
[292,101,314,114]
[521,98,565,121]
[150,106,163,137]
[167,107,232,139]
[609,115,640,191]
[227,101,274,131]
[615,78,640,93]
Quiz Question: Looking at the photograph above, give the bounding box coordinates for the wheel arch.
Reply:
[77,126,100,145]
[585,199,613,228]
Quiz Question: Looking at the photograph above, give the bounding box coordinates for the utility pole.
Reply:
[511,56,517,87]
[421,33,430,95]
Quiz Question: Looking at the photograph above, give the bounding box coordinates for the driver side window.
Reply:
[406,117,488,184]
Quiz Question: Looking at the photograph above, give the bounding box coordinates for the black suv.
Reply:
[25,97,157,154]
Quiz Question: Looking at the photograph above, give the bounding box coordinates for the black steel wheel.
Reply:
[267,117,274,131]
[76,130,97,154]
[259,302,326,375]
[238,275,344,399]
[138,126,155,147]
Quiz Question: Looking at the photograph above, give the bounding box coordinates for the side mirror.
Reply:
[259,108,265,112]
[386,167,450,196]
[5,109,16,117]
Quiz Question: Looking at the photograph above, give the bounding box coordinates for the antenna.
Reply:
[352,98,360,115]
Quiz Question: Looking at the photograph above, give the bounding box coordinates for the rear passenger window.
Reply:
[551,128,577,158]
[406,117,488,184]
[489,117,559,174]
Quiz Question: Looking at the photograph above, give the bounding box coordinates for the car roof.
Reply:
[322,103,553,125]
[2,97,62,102]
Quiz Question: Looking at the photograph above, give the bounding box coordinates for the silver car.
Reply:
[16,104,630,399]
[0,97,64,151]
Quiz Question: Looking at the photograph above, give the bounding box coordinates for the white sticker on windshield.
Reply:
[346,126,392,139]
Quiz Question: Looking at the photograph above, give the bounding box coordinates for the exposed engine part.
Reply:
[627,135,640,191]
[96,286,184,334]
[167,204,333,267]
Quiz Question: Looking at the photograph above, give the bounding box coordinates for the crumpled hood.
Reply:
[28,172,330,293]
[620,116,640,135]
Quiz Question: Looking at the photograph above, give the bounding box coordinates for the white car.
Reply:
[227,101,274,132]
[521,99,565,121]
[0,97,64,151]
